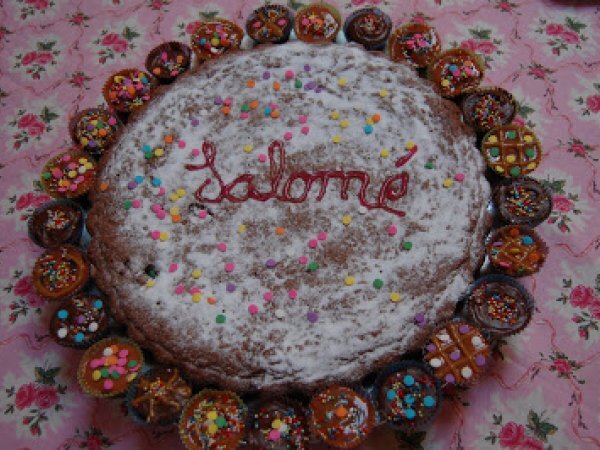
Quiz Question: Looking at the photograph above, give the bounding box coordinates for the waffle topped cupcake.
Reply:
[28,200,84,248]
[50,293,109,347]
[69,107,121,158]
[249,398,307,449]
[377,361,441,432]
[32,244,90,300]
[309,386,375,449]
[179,390,246,450]
[40,151,97,199]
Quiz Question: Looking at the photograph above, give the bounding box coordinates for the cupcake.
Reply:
[40,151,97,199]
[103,69,156,115]
[388,22,441,68]
[145,42,192,83]
[190,19,244,63]
[294,3,341,43]
[179,389,246,450]
[376,361,441,432]
[69,107,121,158]
[464,275,535,338]
[49,293,109,348]
[308,385,375,449]
[461,87,517,134]
[493,177,553,226]
[78,337,144,398]
[28,199,84,248]
[486,225,547,277]
[423,320,491,387]
[482,125,543,177]
[343,7,392,50]
[427,48,485,97]
[32,244,90,300]
[130,367,192,425]
[245,4,294,44]
[248,398,308,449]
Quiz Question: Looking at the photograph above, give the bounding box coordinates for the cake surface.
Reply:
[88,41,490,392]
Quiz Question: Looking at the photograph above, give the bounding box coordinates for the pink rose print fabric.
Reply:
[0,1,598,449]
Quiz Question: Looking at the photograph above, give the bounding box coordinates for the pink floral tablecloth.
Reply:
[0,0,599,449]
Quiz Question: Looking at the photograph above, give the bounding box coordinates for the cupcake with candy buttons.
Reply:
[49,293,109,348]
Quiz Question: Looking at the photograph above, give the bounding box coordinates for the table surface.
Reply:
[0,0,599,449]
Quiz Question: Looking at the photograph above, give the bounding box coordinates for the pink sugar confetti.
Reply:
[216,242,227,252]
[455,173,465,182]
[258,153,267,163]
[284,132,293,141]
[285,70,295,79]
[308,239,318,249]
[151,204,162,213]
[248,304,259,315]
[301,18,309,26]
[103,380,114,391]
[189,286,201,294]
[301,126,310,135]
[150,230,160,240]
[240,112,249,119]
[224,262,235,272]
[118,349,128,357]
[224,97,233,106]
[156,211,166,220]
[175,285,185,295]
[169,263,178,273]
[191,148,200,157]
[269,430,281,441]
[298,255,309,265]
[69,184,78,191]
[198,210,208,219]
[387,225,397,236]
[157,187,166,196]
[317,231,327,241]
[132,199,141,208]
[288,289,298,299]
[298,115,307,124]
[117,358,127,367]
[263,291,273,302]
[178,140,186,148]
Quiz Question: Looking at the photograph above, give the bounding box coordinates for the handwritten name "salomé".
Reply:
[185,140,417,217]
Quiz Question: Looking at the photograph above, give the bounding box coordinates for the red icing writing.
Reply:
[185,140,416,217]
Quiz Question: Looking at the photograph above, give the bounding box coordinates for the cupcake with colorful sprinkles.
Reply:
[49,293,109,348]
[78,337,144,397]
[493,177,552,226]
[388,22,441,68]
[32,244,90,300]
[245,4,294,44]
[69,107,121,158]
[40,151,97,199]
[293,3,341,43]
[308,385,375,449]
[145,42,192,83]
[424,320,491,387]
[130,367,192,426]
[427,48,485,97]
[461,87,517,134]
[28,199,84,248]
[376,361,441,432]
[464,275,535,338]
[248,398,307,449]
[179,389,246,450]
[190,19,244,63]
[103,69,155,115]
[486,225,547,277]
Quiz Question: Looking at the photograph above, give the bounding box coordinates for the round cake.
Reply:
[88,41,491,392]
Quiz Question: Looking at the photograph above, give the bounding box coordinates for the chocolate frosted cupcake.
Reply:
[145,42,192,83]
[482,125,542,177]
[427,48,485,97]
[179,389,246,450]
[50,293,109,348]
[461,87,517,134]
[78,337,144,398]
[388,22,441,68]
[486,225,548,277]
[376,361,441,432]
[343,7,392,50]
[130,367,192,426]
[28,200,84,248]
[32,245,90,300]
[190,19,244,63]
[464,275,535,338]
[69,107,121,158]
[247,398,308,449]
[246,4,294,44]
[40,151,97,199]
[294,3,341,43]
[308,385,375,449]
[493,177,552,226]
[424,320,491,387]
[103,69,156,115]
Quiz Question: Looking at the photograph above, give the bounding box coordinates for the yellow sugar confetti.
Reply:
[339,119,349,129]
[441,79,450,87]
[159,231,169,241]
[243,144,254,153]
[344,276,356,286]
[443,178,454,188]
[146,279,156,288]
[379,89,389,97]
[487,135,498,143]
[154,148,164,157]
[238,223,247,233]
[405,140,416,151]
[524,135,533,143]
[192,293,202,303]
[390,292,401,302]
[380,149,390,158]
[338,77,347,87]
[332,134,342,144]
[207,411,218,421]
[342,214,352,225]
[168,193,179,202]
[330,110,340,120]
[192,269,202,279]
[176,188,186,197]
[169,207,180,216]
[506,154,517,163]
[272,419,282,429]
[526,162,538,170]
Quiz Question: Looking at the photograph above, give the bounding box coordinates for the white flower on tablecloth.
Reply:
[446,22,511,70]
